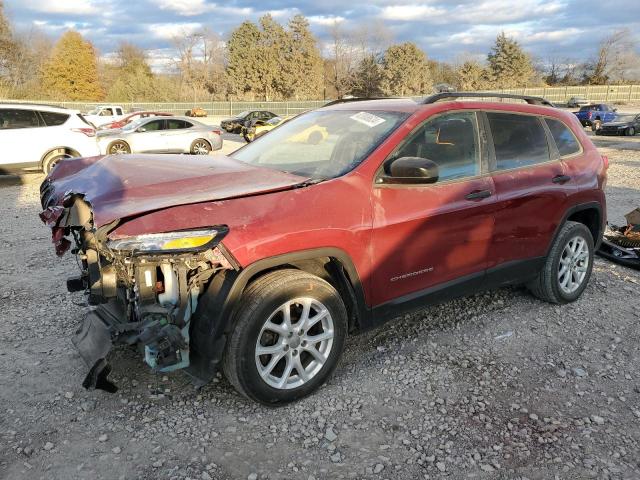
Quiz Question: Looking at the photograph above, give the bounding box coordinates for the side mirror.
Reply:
[385,157,439,184]
[137,127,147,133]
[613,108,618,112]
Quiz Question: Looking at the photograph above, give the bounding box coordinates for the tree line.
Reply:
[1,1,638,102]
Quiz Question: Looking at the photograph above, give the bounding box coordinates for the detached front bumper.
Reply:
[73,308,118,392]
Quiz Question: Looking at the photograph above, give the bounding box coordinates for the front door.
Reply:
[371,110,497,307]
[132,119,167,153]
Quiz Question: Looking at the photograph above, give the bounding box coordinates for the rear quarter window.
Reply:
[486,112,550,171]
[545,118,581,157]
[38,111,69,126]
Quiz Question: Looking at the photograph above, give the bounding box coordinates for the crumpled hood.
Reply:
[42,153,309,227]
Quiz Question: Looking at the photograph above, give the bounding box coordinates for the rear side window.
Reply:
[167,119,191,129]
[0,109,40,129]
[487,112,550,171]
[545,118,581,157]
[39,111,69,126]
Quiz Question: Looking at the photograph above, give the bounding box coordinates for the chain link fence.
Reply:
[3,85,640,114]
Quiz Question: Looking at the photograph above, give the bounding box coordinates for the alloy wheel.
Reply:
[192,141,210,155]
[109,142,129,155]
[558,235,589,294]
[255,297,334,390]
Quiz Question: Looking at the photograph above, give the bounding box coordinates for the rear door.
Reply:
[371,110,497,306]
[484,111,568,276]
[162,119,194,152]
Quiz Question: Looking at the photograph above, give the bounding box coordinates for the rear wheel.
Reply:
[107,141,130,155]
[223,269,348,405]
[527,221,594,304]
[42,148,75,173]
[190,139,212,155]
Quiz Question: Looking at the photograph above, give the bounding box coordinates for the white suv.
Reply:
[0,103,101,174]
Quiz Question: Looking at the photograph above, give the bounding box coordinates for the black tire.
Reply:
[591,119,602,131]
[223,269,348,405]
[627,127,636,136]
[107,141,130,155]
[190,139,212,155]
[42,148,74,173]
[527,221,594,304]
[243,133,252,143]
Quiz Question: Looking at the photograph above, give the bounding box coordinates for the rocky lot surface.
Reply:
[0,132,639,480]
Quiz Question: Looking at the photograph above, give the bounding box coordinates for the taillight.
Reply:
[602,155,609,170]
[72,127,96,137]
[587,111,592,119]
[212,129,221,136]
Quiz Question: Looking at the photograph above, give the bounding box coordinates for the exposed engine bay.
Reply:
[40,189,235,392]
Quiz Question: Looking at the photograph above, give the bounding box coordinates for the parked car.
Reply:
[0,103,99,174]
[186,107,207,117]
[40,94,607,404]
[242,116,283,142]
[98,111,173,130]
[596,113,640,136]
[221,110,278,133]
[96,116,222,155]
[83,105,125,127]
[567,96,589,108]
[573,104,617,130]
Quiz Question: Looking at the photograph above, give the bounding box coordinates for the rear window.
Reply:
[545,118,581,157]
[167,119,192,129]
[0,108,41,129]
[39,111,69,126]
[487,112,550,171]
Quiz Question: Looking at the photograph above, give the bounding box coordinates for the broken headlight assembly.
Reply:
[107,227,225,255]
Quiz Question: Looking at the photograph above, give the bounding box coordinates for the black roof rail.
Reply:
[323,97,409,107]
[423,92,554,107]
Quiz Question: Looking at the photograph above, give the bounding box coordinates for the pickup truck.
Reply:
[83,105,125,127]
[573,104,617,131]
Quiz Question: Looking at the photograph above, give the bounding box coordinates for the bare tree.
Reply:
[327,21,359,98]
[584,29,640,84]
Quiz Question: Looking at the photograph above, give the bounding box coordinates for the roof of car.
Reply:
[0,102,77,113]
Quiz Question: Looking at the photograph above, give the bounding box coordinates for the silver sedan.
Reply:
[97,116,223,155]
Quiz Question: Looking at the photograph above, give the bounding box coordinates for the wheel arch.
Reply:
[547,202,603,256]
[40,146,81,170]
[188,247,368,381]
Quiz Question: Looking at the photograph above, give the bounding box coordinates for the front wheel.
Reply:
[527,221,594,304]
[591,120,602,131]
[627,127,636,136]
[223,269,348,405]
[190,139,211,155]
[107,141,130,155]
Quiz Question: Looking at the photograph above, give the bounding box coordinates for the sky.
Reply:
[5,0,640,71]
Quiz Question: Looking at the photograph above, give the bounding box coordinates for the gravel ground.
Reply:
[1,131,639,480]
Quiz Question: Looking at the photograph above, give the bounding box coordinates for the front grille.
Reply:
[40,179,55,209]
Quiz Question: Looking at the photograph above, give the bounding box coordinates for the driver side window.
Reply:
[390,111,480,183]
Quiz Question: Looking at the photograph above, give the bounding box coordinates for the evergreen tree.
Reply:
[285,15,323,99]
[456,61,490,91]
[41,31,104,100]
[351,54,383,97]
[226,21,264,99]
[381,42,431,96]
[487,33,535,88]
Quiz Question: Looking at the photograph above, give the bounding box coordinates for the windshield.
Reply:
[237,111,249,118]
[232,109,408,179]
[87,108,100,115]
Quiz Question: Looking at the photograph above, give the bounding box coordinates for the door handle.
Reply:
[465,189,492,200]
[552,175,571,184]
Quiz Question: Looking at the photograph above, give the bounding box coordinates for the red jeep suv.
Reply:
[40,93,607,404]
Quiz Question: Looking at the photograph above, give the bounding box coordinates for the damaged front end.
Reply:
[40,183,236,392]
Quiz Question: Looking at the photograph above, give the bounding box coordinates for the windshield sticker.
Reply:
[350,112,386,128]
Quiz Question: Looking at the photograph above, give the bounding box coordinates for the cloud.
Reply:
[147,22,203,40]
[21,0,101,15]
[307,15,346,26]
[157,0,215,16]
[380,5,447,21]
